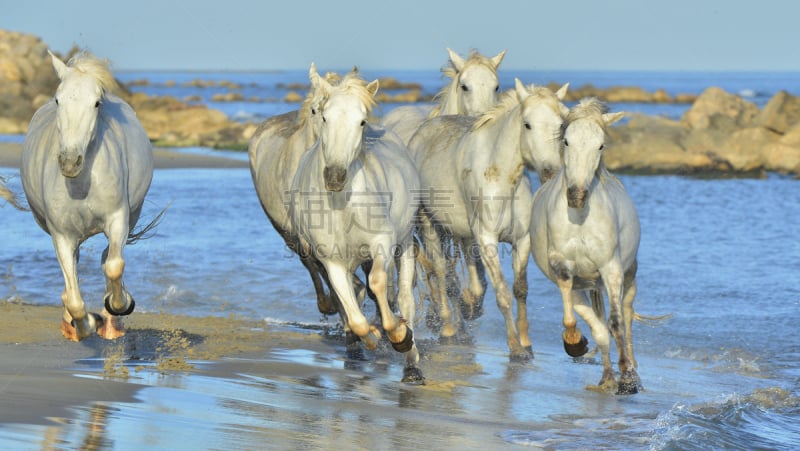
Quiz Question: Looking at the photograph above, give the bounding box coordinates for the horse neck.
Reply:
[476,105,524,171]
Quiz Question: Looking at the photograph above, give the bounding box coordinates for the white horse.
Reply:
[288,69,424,383]
[409,80,568,360]
[21,50,155,341]
[250,64,346,317]
[530,98,642,394]
[380,48,506,145]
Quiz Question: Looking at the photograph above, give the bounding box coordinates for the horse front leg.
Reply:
[419,212,457,342]
[53,234,101,341]
[393,239,424,384]
[478,233,530,362]
[459,237,487,321]
[601,261,640,395]
[325,262,380,351]
[100,215,133,339]
[511,234,531,355]
[550,254,588,358]
[571,290,615,391]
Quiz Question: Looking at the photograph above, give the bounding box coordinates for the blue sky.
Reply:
[3,0,799,71]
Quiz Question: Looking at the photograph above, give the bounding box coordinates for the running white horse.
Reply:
[409,80,568,360]
[250,64,345,317]
[530,98,642,394]
[21,50,155,341]
[380,48,505,145]
[288,68,424,383]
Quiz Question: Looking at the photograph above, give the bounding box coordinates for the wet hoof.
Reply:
[345,332,365,360]
[316,297,338,316]
[509,348,533,363]
[438,334,459,346]
[617,370,642,395]
[425,306,441,332]
[459,298,483,321]
[391,328,414,353]
[616,380,640,395]
[402,367,425,385]
[104,292,135,316]
[65,312,105,341]
[563,335,589,357]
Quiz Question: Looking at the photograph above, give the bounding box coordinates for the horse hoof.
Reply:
[402,367,425,385]
[438,334,458,346]
[616,380,640,395]
[68,312,105,341]
[459,300,483,321]
[509,349,533,363]
[104,292,135,316]
[617,370,642,395]
[425,309,441,332]
[391,328,414,353]
[563,335,589,357]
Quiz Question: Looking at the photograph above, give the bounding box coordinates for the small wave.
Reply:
[650,388,800,450]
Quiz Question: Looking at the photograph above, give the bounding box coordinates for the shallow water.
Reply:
[1,165,798,449]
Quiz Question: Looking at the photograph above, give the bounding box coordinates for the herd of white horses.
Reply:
[9,48,645,395]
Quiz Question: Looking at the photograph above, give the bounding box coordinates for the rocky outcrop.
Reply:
[0,30,62,133]
[608,87,800,176]
[1,29,799,175]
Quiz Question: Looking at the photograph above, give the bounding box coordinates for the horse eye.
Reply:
[564,139,569,147]
[54,98,59,105]
[311,108,316,115]
[524,122,532,130]
[94,101,101,108]
[599,144,605,150]
[495,85,500,92]
[360,120,366,127]
[460,84,469,92]
[322,116,326,123]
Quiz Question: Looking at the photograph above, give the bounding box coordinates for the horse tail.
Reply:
[0,176,27,211]
[590,288,671,323]
[127,203,169,245]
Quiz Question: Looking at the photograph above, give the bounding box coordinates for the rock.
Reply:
[283,91,303,103]
[682,87,759,130]
[756,90,800,134]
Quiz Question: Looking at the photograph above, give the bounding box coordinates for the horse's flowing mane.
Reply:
[67,50,119,95]
[429,50,499,117]
[566,97,609,131]
[472,83,562,131]
[297,71,342,126]
[319,71,377,114]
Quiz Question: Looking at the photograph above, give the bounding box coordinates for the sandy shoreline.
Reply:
[0,142,249,170]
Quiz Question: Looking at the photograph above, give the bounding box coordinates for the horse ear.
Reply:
[367,79,379,97]
[491,50,507,69]
[447,48,465,72]
[514,78,530,101]
[48,50,68,80]
[603,111,625,126]
[556,82,570,101]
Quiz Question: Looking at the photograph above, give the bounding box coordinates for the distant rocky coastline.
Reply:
[1,29,798,176]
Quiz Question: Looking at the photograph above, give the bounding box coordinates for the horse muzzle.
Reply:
[58,152,84,178]
[323,166,347,192]
[567,186,587,209]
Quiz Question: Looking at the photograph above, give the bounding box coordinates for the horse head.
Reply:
[562,98,624,208]
[311,67,378,192]
[515,79,570,184]
[440,48,505,116]
[49,50,116,178]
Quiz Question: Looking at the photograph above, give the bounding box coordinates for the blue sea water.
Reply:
[1,70,799,449]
